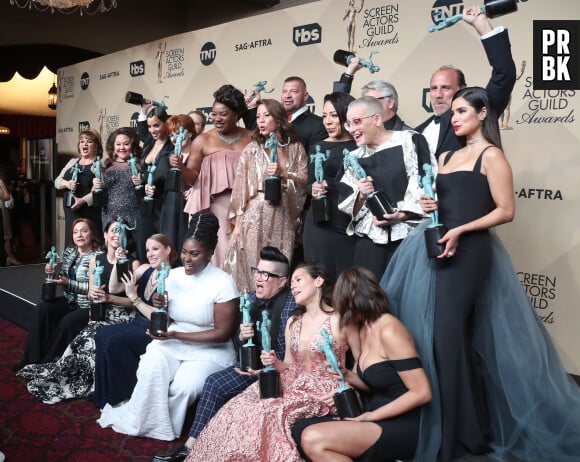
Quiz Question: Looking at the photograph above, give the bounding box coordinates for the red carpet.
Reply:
[0,317,185,461]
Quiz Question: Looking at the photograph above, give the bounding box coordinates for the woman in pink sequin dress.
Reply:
[186,262,360,462]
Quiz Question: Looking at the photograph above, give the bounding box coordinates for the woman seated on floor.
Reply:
[16,218,139,404]
[13,218,101,372]
[92,233,177,409]
[97,211,240,441]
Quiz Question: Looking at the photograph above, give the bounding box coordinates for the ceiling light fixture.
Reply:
[10,0,117,16]
[48,78,58,110]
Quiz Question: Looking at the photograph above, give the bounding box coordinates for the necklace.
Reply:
[467,137,482,144]
[216,130,242,145]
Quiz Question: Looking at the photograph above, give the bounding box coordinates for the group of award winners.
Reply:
[12,6,580,462]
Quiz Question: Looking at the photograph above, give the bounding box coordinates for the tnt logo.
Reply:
[533,20,580,90]
[200,42,217,66]
[130,60,145,77]
[78,121,91,131]
[80,72,90,91]
[293,23,321,46]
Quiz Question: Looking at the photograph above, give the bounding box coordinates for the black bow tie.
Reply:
[433,115,441,124]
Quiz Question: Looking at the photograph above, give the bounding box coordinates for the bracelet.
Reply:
[344,72,353,79]
[131,296,143,306]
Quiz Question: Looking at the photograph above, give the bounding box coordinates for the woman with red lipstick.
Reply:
[13,218,100,372]
[382,87,580,461]
[98,211,239,441]
[17,218,138,404]
[304,92,357,282]
[182,85,252,268]
[223,98,308,293]
[55,129,104,243]
[96,127,142,232]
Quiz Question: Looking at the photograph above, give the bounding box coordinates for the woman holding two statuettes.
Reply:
[17,218,138,404]
[92,233,177,409]
[13,218,100,372]
[98,212,239,441]
[96,127,142,231]
[222,99,308,293]
[304,92,357,282]
[181,84,252,268]
[293,267,431,462]
[54,129,103,243]
[187,262,360,462]
[382,87,580,461]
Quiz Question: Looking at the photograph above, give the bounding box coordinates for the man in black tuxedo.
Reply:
[415,6,516,158]
[243,76,327,151]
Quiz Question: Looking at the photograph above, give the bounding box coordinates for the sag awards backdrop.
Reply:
[55,0,580,375]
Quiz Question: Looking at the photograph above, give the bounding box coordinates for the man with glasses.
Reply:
[152,246,296,462]
[338,96,434,278]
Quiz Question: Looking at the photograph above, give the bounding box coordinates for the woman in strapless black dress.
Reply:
[295,267,432,462]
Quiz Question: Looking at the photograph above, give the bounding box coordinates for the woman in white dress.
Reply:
[97,211,240,440]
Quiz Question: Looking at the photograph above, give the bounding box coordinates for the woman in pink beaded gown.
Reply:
[186,262,361,462]
[182,85,252,268]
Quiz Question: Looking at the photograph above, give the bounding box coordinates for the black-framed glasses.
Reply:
[250,267,282,281]
[375,94,393,100]
[344,114,377,131]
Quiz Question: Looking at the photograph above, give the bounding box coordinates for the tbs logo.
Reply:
[293,23,321,47]
[130,60,145,77]
[78,121,91,131]
[80,72,90,91]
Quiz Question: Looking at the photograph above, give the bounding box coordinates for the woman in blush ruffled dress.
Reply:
[187,262,360,462]
[181,84,252,268]
[304,92,357,282]
[222,99,307,293]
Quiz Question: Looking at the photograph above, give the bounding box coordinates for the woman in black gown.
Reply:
[304,92,356,282]
[296,267,431,462]
[383,87,580,462]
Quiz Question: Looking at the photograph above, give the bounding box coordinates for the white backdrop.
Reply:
[56,0,580,374]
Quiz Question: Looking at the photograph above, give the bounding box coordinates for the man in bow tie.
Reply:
[415,5,516,158]
[152,246,296,462]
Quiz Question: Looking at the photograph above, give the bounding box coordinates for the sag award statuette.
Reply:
[258,310,281,399]
[113,217,134,282]
[343,148,395,218]
[310,146,331,223]
[150,262,170,336]
[333,50,380,74]
[264,132,290,205]
[419,163,447,258]
[429,0,517,32]
[90,260,106,321]
[92,155,103,208]
[319,328,362,418]
[64,160,81,208]
[128,153,143,194]
[166,126,188,192]
[42,246,60,301]
[239,293,259,371]
[141,158,157,216]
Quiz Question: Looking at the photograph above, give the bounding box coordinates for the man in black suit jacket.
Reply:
[415,6,516,158]
[243,76,327,151]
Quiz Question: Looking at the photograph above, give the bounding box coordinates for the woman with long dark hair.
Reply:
[222,99,308,293]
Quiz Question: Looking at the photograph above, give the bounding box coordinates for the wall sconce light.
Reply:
[0,125,11,135]
[48,79,57,110]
